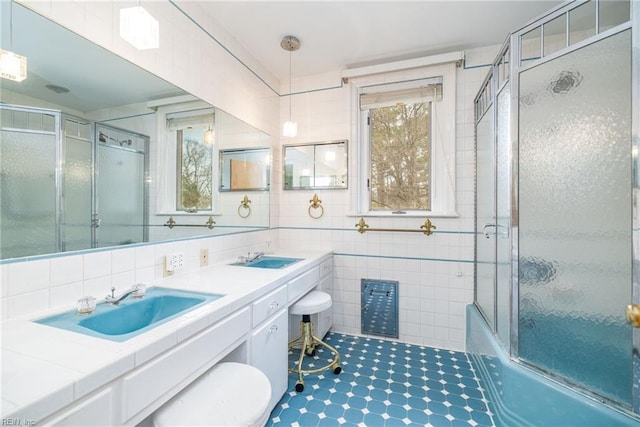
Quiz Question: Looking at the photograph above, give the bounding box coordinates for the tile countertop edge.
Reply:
[0,250,332,422]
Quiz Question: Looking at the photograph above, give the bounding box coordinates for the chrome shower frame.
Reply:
[474,0,639,417]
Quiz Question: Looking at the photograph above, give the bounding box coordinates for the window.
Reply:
[355,63,457,216]
[369,102,431,210]
[166,108,215,213]
[176,127,213,212]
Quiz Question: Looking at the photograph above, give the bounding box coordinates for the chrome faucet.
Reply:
[105,284,145,305]
[247,251,264,262]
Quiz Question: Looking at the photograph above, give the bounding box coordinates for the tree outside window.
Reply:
[369,101,431,211]
[177,127,212,211]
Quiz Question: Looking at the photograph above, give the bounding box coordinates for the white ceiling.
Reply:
[197,1,564,81]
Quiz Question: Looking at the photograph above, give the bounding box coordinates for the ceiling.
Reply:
[196,1,564,81]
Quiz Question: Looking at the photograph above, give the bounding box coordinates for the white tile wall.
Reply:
[274,47,497,352]
[4,0,503,352]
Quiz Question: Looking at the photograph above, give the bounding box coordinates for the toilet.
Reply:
[153,362,272,427]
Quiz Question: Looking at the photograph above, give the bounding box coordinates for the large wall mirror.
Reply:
[0,1,271,261]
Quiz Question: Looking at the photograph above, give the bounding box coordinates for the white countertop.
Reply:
[0,250,332,423]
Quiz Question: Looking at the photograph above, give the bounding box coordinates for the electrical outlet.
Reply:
[166,252,185,272]
[163,256,174,277]
[200,248,209,267]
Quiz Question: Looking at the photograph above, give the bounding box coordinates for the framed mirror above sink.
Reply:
[283,140,348,190]
[220,148,271,191]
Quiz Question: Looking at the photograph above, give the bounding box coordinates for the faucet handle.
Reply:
[110,286,116,298]
[131,283,146,298]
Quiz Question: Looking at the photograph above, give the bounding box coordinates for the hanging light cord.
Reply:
[288,46,292,121]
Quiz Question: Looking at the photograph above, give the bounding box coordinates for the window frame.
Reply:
[351,62,458,217]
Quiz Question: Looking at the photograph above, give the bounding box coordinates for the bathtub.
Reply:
[465,304,639,426]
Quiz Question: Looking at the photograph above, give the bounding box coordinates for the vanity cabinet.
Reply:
[249,309,288,411]
[12,253,333,426]
[249,285,288,411]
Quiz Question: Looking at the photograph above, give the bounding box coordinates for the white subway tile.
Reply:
[111,247,136,274]
[84,251,112,280]
[8,259,50,296]
[50,255,83,287]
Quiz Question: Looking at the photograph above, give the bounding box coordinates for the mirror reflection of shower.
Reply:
[0,104,150,259]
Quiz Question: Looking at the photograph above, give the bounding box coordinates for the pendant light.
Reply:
[281,35,300,138]
[0,1,27,82]
[120,3,159,50]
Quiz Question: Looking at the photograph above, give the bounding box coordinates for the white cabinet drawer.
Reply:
[121,307,251,422]
[42,388,112,426]
[288,267,320,304]
[252,285,287,327]
[320,258,332,278]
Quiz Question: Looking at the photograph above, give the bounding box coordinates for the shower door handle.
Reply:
[626,304,640,327]
[483,224,497,239]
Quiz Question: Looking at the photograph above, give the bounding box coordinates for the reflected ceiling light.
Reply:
[0,50,27,82]
[281,35,300,138]
[120,5,159,50]
[204,127,215,145]
[1,2,27,82]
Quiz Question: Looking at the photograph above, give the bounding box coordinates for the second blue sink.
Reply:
[233,256,302,269]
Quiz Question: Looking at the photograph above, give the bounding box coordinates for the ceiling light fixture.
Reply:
[0,1,27,82]
[281,35,300,138]
[120,5,159,50]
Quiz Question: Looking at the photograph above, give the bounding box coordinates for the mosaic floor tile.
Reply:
[267,333,495,427]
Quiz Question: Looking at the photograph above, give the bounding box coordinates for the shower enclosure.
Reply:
[0,104,149,259]
[474,0,638,418]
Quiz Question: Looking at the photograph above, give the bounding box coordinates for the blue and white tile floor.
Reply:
[268,333,495,427]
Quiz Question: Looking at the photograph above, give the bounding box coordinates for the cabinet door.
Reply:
[250,310,288,411]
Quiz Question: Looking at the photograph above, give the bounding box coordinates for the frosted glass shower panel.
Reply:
[475,104,496,328]
[0,110,57,258]
[62,118,93,251]
[518,31,632,406]
[96,145,145,247]
[495,86,511,347]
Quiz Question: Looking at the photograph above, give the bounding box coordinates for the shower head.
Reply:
[98,132,107,142]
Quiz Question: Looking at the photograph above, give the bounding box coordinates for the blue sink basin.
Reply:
[233,256,302,269]
[35,287,223,342]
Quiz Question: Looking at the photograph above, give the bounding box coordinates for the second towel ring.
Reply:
[308,194,324,219]
[238,195,252,218]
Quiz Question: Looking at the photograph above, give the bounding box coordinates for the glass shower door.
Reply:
[475,103,496,328]
[518,30,632,406]
[95,125,146,248]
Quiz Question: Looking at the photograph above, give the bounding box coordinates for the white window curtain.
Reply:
[359,77,443,110]
[166,108,214,131]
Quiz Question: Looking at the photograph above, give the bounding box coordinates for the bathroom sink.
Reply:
[232,256,302,269]
[35,287,223,342]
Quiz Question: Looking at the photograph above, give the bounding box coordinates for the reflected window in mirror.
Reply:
[283,140,348,190]
[176,128,213,212]
[219,148,270,191]
[167,109,215,213]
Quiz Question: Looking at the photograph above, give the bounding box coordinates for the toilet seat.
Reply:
[153,362,272,427]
